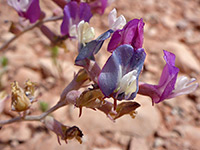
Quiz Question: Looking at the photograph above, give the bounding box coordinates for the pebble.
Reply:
[153,137,164,148]
[130,137,149,150]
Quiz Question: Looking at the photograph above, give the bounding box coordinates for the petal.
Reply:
[168,76,199,98]
[111,15,126,31]
[108,8,126,31]
[131,18,144,50]
[108,8,117,26]
[115,48,146,100]
[107,18,144,52]
[75,29,113,66]
[98,45,132,97]
[98,45,146,100]
[163,50,176,66]
[138,50,180,104]
[107,30,122,52]
[158,66,178,103]
[26,0,41,23]
[61,2,92,36]
[61,5,71,35]
[67,1,78,20]
[79,2,93,23]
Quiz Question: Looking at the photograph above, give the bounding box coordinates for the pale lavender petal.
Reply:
[168,77,199,98]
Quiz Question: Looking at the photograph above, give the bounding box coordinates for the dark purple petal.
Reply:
[26,0,41,23]
[67,1,78,20]
[75,29,113,66]
[107,30,122,52]
[61,5,71,35]
[79,3,93,22]
[108,19,144,52]
[98,44,146,100]
[61,2,92,36]
[138,50,179,104]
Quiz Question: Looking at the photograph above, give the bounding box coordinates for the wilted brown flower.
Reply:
[44,116,83,144]
[11,81,31,112]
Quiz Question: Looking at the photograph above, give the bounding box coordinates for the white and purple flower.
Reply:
[138,50,198,104]
[7,0,41,23]
[60,1,93,36]
[98,45,146,100]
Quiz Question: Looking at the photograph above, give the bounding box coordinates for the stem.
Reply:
[0,100,66,126]
[0,16,63,52]
[0,69,88,126]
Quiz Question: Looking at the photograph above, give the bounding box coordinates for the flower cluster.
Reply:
[3,0,198,145]
[74,8,198,111]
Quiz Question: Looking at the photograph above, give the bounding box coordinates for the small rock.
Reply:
[93,147,121,150]
[153,137,164,148]
[163,41,200,74]
[102,131,130,146]
[176,20,188,30]
[196,103,200,113]
[130,137,149,150]
[39,58,59,78]
[14,67,41,86]
[175,125,200,149]
[161,16,176,28]
[93,134,110,148]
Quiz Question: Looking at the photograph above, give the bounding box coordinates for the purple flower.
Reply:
[138,50,198,104]
[98,44,146,100]
[107,18,144,52]
[61,1,93,36]
[7,0,41,23]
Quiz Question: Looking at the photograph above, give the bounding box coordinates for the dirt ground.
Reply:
[0,0,200,150]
